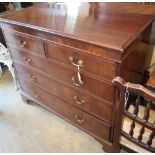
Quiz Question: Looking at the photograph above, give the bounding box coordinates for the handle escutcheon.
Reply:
[18,40,27,48]
[75,115,85,123]
[23,57,32,64]
[27,74,36,81]
[32,91,40,98]
[69,55,83,67]
[73,96,85,105]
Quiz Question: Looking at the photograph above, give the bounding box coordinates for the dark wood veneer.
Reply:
[1,3,155,152]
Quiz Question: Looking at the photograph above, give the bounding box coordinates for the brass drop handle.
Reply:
[75,115,85,123]
[23,57,31,64]
[27,74,36,81]
[69,56,83,67]
[72,76,84,87]
[25,59,31,64]
[18,40,27,48]
[73,96,85,105]
[32,91,40,98]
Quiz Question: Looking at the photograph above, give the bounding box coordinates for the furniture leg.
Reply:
[21,93,30,104]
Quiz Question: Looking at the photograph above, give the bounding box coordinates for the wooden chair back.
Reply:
[112,77,155,152]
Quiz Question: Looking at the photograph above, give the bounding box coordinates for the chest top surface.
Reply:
[0,3,154,52]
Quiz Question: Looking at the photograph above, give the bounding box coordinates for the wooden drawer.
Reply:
[19,78,111,141]
[10,48,47,73]
[3,30,45,56]
[45,42,116,80]
[14,62,113,123]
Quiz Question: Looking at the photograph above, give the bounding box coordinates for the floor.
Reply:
[0,68,104,153]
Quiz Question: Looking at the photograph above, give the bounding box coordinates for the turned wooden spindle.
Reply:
[129,95,140,137]
[146,121,155,147]
[137,126,145,142]
[143,101,152,122]
[133,95,140,117]
[146,130,155,146]
[129,121,135,137]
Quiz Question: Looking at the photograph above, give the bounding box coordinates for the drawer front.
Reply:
[14,62,113,123]
[19,79,111,141]
[10,48,47,72]
[46,60,114,102]
[3,30,45,56]
[45,42,116,80]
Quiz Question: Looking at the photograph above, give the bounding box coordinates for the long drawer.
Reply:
[14,61,113,123]
[45,42,116,80]
[19,78,111,141]
[3,30,45,56]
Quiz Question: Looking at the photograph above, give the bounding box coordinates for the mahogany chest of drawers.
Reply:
[0,3,154,152]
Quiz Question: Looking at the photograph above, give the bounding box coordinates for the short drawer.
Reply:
[14,62,113,123]
[19,79,111,141]
[45,42,116,80]
[10,48,47,72]
[3,30,45,56]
